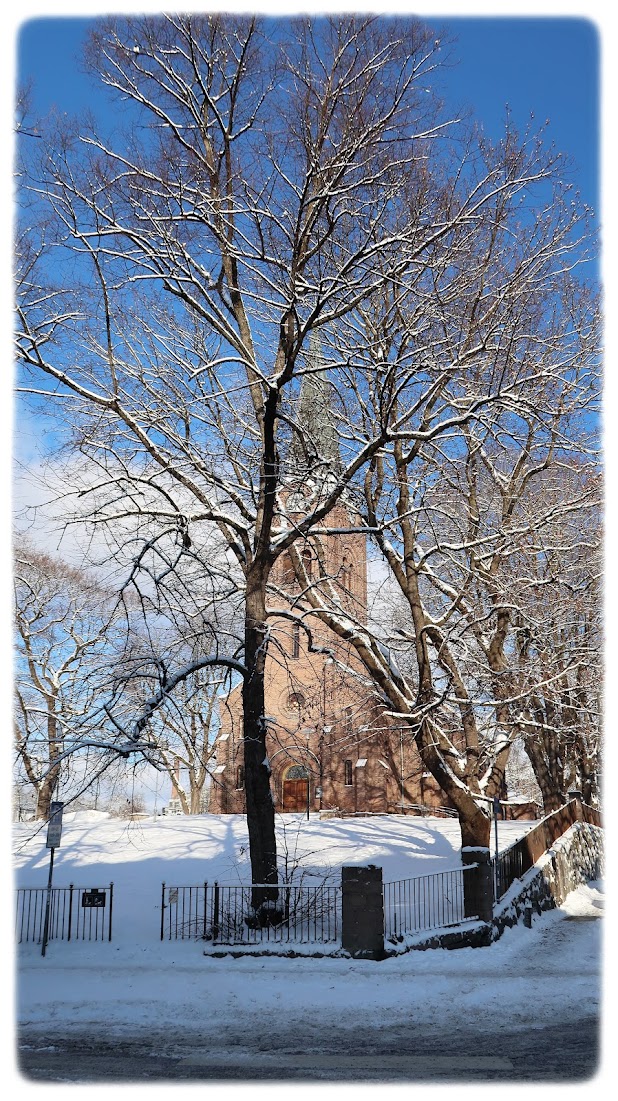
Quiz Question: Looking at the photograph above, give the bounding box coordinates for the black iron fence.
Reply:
[17,801,597,950]
[161,881,341,945]
[383,864,479,942]
[493,843,527,901]
[16,884,114,944]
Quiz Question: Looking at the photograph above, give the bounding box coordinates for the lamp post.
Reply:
[492,795,501,900]
[400,726,405,813]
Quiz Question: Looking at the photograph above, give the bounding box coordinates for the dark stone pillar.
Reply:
[568,790,583,822]
[341,864,384,959]
[461,847,494,922]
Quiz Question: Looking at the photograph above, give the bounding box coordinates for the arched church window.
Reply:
[292,622,300,659]
[285,764,311,780]
[236,766,245,790]
[282,554,296,588]
[302,547,313,581]
[340,550,355,596]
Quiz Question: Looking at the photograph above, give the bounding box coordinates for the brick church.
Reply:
[208,347,450,818]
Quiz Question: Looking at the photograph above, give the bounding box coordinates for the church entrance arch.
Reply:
[282,763,311,812]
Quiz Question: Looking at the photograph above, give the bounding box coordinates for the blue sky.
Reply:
[16,14,600,218]
[437,17,599,214]
[12,13,602,466]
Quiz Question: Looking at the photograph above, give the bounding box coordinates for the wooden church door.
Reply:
[282,765,311,811]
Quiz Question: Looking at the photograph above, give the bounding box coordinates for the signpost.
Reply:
[41,801,64,957]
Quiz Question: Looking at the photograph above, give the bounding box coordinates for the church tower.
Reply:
[209,340,445,816]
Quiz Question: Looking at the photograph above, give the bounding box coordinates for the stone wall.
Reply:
[492,821,604,939]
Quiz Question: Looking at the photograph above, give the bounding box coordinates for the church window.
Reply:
[292,622,300,658]
[282,555,296,587]
[340,550,354,596]
[302,547,313,580]
[287,691,306,714]
[344,759,353,786]
[286,764,310,780]
[236,766,245,789]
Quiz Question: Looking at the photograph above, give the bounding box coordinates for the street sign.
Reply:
[82,889,106,908]
[46,801,64,849]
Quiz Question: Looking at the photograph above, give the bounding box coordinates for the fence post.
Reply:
[108,883,114,942]
[341,864,384,960]
[568,790,583,823]
[160,883,166,941]
[213,882,220,942]
[203,883,208,940]
[67,884,74,942]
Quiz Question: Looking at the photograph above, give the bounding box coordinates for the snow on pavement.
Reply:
[15,882,603,1040]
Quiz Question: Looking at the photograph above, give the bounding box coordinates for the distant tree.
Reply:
[145,668,226,815]
[13,542,115,818]
[511,481,602,810]
[108,787,147,819]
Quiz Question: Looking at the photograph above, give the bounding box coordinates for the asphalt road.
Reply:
[17,1015,600,1083]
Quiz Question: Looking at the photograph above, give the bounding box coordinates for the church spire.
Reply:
[288,332,341,483]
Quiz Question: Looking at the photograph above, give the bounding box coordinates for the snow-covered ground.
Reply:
[13,807,531,889]
[12,811,606,1089]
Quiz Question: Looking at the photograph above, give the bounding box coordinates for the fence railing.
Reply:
[16,884,114,944]
[383,864,479,942]
[493,798,602,901]
[161,881,341,945]
[386,802,458,819]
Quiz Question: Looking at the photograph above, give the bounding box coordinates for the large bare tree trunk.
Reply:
[458,808,491,851]
[35,771,59,820]
[35,706,61,819]
[523,733,565,815]
[243,570,278,911]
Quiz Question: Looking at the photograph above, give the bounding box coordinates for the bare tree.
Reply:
[15,14,451,896]
[143,666,228,815]
[13,541,118,818]
[510,476,602,811]
[15,14,599,889]
[279,129,600,854]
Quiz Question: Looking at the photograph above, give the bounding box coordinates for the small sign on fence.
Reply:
[82,889,106,908]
